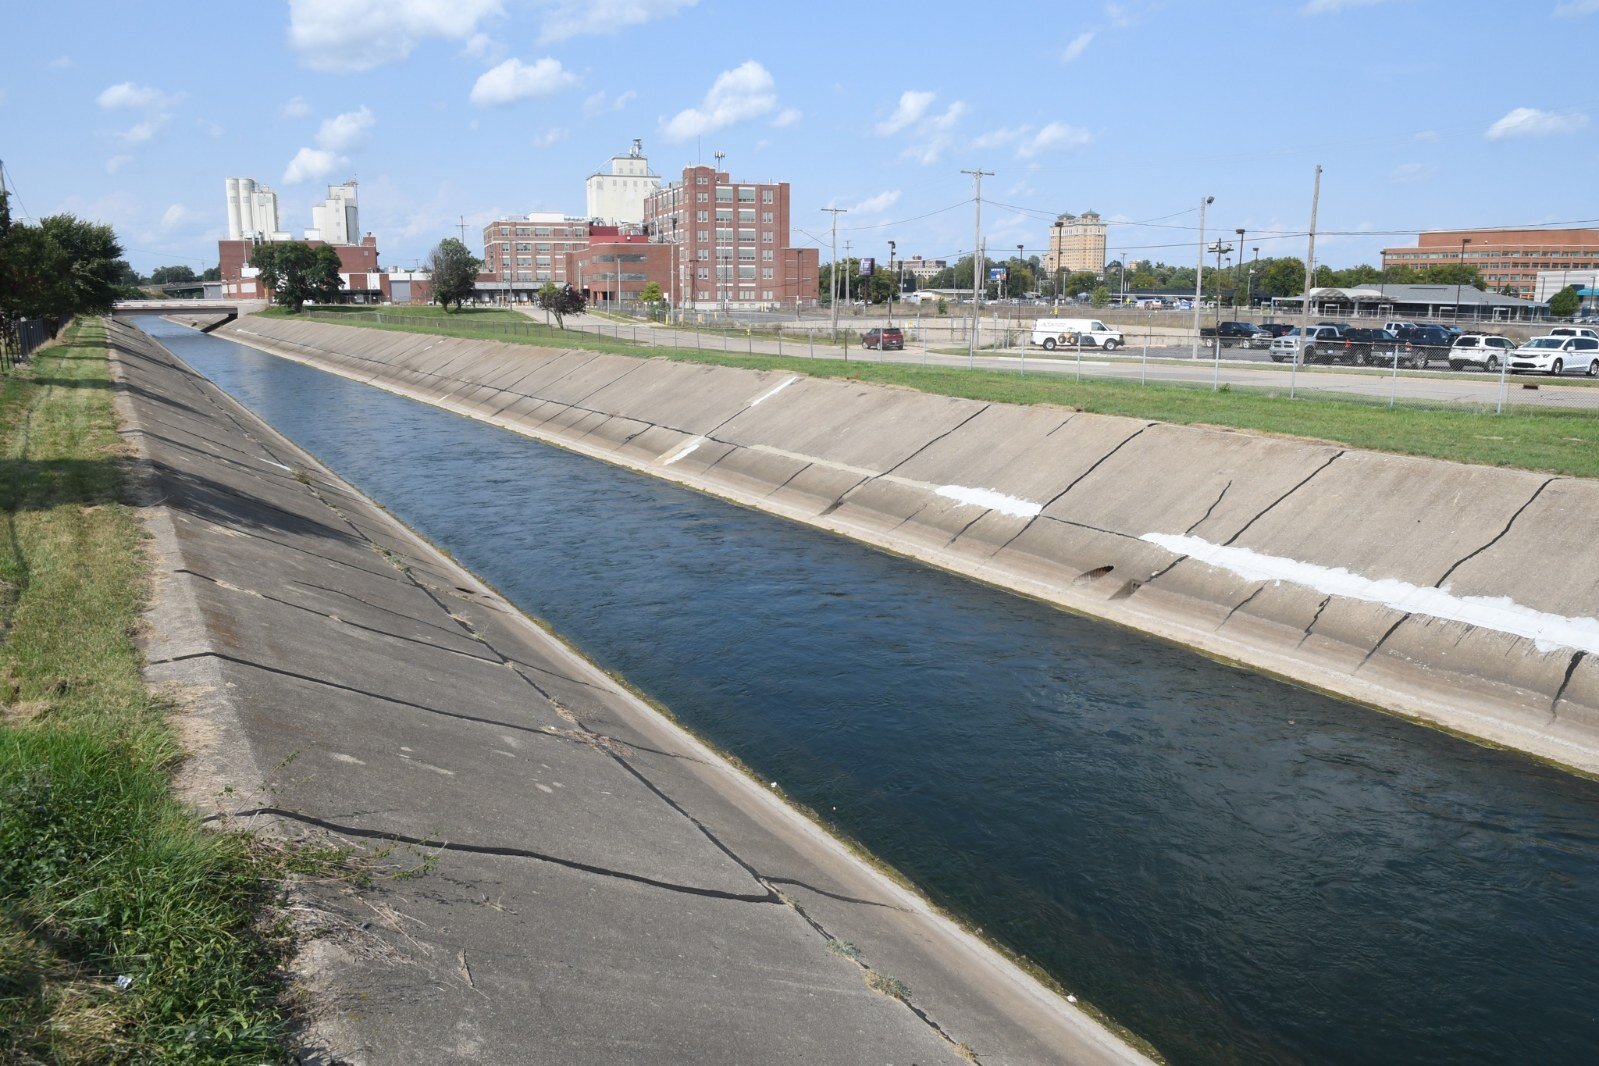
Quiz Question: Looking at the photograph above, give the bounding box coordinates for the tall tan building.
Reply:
[1045,211,1106,275]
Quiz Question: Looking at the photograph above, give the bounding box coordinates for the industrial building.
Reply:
[1382,228,1599,301]
[585,140,660,226]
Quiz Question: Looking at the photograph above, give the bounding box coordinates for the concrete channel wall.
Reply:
[221,316,1599,776]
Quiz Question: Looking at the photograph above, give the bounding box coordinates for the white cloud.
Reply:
[930,102,967,130]
[536,0,696,43]
[470,57,577,106]
[287,0,504,73]
[1485,106,1589,139]
[281,96,312,119]
[48,56,71,69]
[118,117,169,145]
[876,90,935,136]
[106,154,133,174]
[160,204,194,230]
[901,102,970,165]
[772,107,802,127]
[1389,162,1432,183]
[972,126,1026,150]
[532,127,568,148]
[1554,0,1599,15]
[283,146,340,184]
[459,32,504,61]
[583,88,637,117]
[316,105,375,151]
[1061,31,1095,63]
[662,60,778,141]
[198,118,225,137]
[1302,0,1401,12]
[96,82,182,110]
[1018,122,1092,157]
[850,190,901,215]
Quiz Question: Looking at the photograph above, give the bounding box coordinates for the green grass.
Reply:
[260,307,1599,478]
[1,320,293,1063]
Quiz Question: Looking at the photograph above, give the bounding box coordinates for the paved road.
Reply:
[539,312,1599,410]
[114,316,1147,1065]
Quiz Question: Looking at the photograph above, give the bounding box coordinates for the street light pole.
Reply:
[1191,195,1213,359]
[887,238,896,326]
[1235,228,1245,312]
[822,207,847,340]
[1456,237,1472,324]
[961,167,994,368]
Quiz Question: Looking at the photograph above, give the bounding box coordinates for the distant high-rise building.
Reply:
[586,140,660,225]
[1045,211,1106,275]
[307,179,359,245]
[223,177,288,241]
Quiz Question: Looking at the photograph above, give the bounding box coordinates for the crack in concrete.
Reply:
[1219,585,1265,630]
[223,806,780,903]
[1358,613,1412,671]
[1298,596,1333,648]
[1435,477,1560,588]
[879,405,992,478]
[1552,651,1586,719]
[1044,413,1079,437]
[1223,450,1345,547]
[1186,479,1234,536]
[986,424,1154,559]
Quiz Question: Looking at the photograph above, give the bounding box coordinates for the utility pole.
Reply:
[887,239,896,326]
[844,239,853,308]
[962,167,993,368]
[822,207,847,340]
[1293,164,1323,399]
[1191,195,1213,360]
[457,215,468,244]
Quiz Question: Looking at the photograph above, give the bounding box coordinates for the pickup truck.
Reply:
[1269,324,1345,364]
[1198,321,1270,349]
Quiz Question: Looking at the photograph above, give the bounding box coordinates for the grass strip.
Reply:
[1,320,291,1064]
[264,307,1599,478]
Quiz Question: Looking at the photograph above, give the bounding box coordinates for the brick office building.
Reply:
[641,164,819,310]
[1383,228,1599,301]
[566,241,673,309]
[1045,211,1106,275]
[217,234,383,302]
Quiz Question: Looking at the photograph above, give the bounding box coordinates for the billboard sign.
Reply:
[859,257,875,276]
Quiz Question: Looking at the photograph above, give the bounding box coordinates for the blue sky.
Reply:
[3,0,1596,276]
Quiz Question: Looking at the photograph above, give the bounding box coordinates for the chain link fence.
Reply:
[296,307,1599,415]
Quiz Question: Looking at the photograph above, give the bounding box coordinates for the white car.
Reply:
[1507,335,1599,376]
[1448,334,1514,372]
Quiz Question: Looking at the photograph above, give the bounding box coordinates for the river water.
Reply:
[136,316,1599,1064]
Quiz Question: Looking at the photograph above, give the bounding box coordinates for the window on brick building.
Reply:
[762,190,773,203]
[761,212,773,224]
[716,187,732,202]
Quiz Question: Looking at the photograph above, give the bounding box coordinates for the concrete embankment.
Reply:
[111,318,1145,1064]
[219,315,1599,777]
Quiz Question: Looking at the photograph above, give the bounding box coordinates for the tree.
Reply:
[1064,271,1098,300]
[201,265,221,282]
[426,237,482,311]
[1256,257,1307,298]
[537,282,585,328]
[1549,285,1581,319]
[1090,285,1110,307]
[639,280,664,318]
[150,264,197,284]
[250,242,343,312]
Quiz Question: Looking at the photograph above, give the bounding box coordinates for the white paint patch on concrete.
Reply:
[749,376,799,407]
[535,783,555,794]
[661,437,703,466]
[1143,532,1599,656]
[935,485,1044,519]
[328,752,365,765]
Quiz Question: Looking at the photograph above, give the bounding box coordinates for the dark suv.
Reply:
[861,327,904,351]
[1395,325,1454,368]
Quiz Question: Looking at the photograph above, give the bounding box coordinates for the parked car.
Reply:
[1030,318,1124,351]
[1508,335,1599,376]
[1341,327,1404,366]
[1394,325,1455,368]
[1258,322,1297,338]
[1384,320,1420,335]
[1269,324,1344,363]
[1548,326,1599,340]
[1448,334,1514,371]
[1199,321,1271,348]
[861,327,904,351]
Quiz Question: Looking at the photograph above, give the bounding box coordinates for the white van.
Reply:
[1031,318,1124,351]
[1548,326,1599,340]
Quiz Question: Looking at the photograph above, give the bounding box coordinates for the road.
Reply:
[535,311,1599,411]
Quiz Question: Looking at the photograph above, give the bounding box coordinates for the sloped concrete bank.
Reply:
[115,318,1146,1063]
[221,316,1599,776]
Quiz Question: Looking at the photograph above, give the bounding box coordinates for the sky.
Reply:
[3,0,1597,277]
